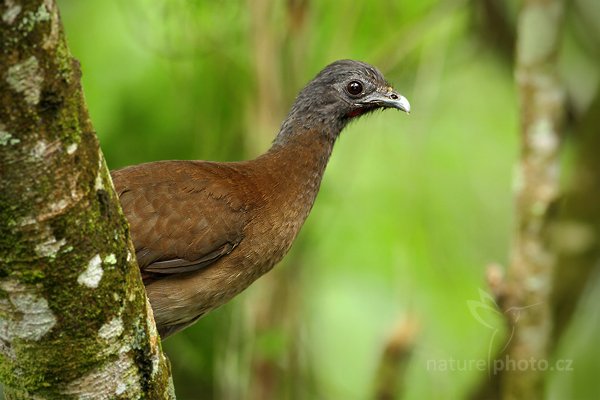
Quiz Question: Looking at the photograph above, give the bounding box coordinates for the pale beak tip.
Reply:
[398,95,411,114]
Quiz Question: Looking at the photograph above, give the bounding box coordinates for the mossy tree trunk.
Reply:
[0,0,174,398]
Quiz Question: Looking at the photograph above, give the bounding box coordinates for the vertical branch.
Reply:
[471,0,516,64]
[503,0,566,398]
[283,0,311,98]
[239,1,314,399]
[373,317,419,400]
[0,0,172,397]
[246,0,284,153]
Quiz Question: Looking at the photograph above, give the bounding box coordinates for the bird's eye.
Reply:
[346,81,363,96]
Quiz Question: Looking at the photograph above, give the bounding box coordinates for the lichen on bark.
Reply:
[0,0,173,398]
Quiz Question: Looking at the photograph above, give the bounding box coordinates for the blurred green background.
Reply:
[48,0,600,398]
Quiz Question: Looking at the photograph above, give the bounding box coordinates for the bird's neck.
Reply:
[255,120,340,213]
[278,106,347,143]
[242,124,336,265]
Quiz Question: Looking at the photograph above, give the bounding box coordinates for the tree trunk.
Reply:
[502,0,566,398]
[470,1,568,399]
[0,1,174,397]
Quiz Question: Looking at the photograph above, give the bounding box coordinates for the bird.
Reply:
[111,60,410,338]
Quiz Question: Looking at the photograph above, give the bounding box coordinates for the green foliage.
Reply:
[47,0,600,398]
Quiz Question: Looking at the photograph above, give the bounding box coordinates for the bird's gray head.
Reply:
[276,59,410,144]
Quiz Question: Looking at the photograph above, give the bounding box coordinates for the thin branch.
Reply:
[373,316,419,400]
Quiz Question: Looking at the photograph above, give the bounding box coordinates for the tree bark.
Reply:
[0,1,174,398]
[469,1,567,399]
[502,0,566,398]
[468,3,600,399]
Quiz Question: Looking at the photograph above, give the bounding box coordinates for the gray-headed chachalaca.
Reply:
[112,60,410,338]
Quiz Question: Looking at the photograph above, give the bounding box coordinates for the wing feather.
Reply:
[111,161,249,280]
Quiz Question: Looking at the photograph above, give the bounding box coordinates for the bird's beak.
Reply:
[360,87,411,114]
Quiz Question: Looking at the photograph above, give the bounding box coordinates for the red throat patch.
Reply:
[347,108,365,118]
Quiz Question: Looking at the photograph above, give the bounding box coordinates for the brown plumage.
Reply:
[111,60,410,338]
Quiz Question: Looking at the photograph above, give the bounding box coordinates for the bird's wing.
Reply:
[111,161,249,277]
